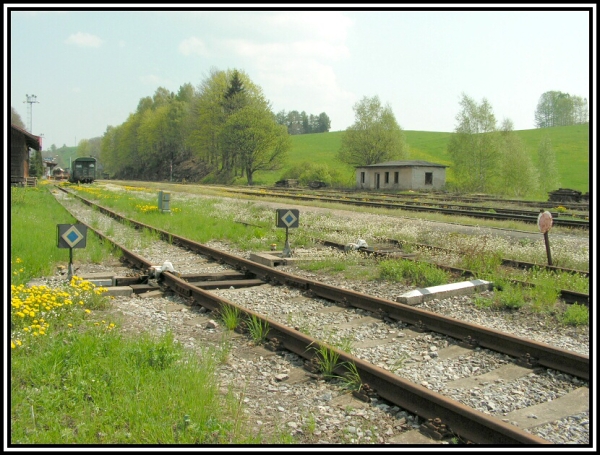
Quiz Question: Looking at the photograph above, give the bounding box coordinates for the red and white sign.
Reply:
[537,211,553,234]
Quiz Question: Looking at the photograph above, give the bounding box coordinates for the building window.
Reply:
[394,172,399,184]
[425,172,433,185]
[384,172,389,184]
[361,172,365,183]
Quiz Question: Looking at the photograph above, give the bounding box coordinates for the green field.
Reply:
[55,123,590,196]
[252,124,590,194]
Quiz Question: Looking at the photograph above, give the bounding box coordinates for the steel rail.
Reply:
[217,188,589,228]
[54,188,579,444]
[160,272,550,445]
[61,188,589,380]
[261,186,590,212]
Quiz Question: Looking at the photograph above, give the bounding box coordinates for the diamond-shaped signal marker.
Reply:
[281,210,297,227]
[62,226,84,248]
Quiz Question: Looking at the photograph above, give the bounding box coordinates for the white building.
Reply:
[355,160,447,191]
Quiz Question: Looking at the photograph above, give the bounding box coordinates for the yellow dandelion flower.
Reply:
[85,309,91,314]
[11,342,15,349]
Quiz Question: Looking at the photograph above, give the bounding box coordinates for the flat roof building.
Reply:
[356,160,447,191]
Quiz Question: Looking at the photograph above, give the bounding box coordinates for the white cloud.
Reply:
[178,37,209,56]
[210,11,355,131]
[257,11,353,44]
[64,32,103,48]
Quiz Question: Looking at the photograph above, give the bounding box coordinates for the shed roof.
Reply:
[11,124,42,151]
[356,160,448,169]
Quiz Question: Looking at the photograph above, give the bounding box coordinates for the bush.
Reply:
[560,304,588,326]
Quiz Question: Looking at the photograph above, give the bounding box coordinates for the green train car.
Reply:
[69,157,97,184]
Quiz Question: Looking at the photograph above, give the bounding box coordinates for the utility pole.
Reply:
[24,94,39,132]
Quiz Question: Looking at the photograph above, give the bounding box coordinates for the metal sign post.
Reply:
[537,210,553,266]
[57,224,88,280]
[275,209,299,258]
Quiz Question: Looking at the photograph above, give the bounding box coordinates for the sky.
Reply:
[5,5,594,152]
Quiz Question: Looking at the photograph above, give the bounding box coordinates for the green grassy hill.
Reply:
[252,124,589,194]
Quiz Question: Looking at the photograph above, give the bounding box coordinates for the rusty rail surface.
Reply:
[56,188,591,444]
[61,188,589,381]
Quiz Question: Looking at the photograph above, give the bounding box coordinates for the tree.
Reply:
[447,93,500,193]
[188,68,276,182]
[537,134,560,194]
[497,119,539,197]
[337,95,407,167]
[317,112,331,133]
[534,91,588,128]
[11,106,26,129]
[219,103,290,185]
[28,149,44,178]
[572,96,588,124]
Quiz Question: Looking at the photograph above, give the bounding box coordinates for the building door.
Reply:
[375,173,380,189]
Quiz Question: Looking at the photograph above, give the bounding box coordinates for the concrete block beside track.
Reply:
[77,272,115,287]
[397,279,493,305]
[102,286,134,297]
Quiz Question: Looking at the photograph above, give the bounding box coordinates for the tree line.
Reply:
[99,69,293,185]
[534,91,588,128]
[448,93,561,197]
[275,110,331,135]
[12,81,579,195]
[335,93,562,198]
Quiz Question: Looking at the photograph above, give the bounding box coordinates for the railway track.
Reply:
[315,239,589,306]
[267,185,590,212]
[51,186,590,445]
[204,185,589,229]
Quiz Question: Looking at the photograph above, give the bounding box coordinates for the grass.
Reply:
[560,304,589,326]
[245,314,270,345]
[10,184,120,285]
[219,304,242,331]
[378,258,450,287]
[11,326,255,444]
[240,124,589,195]
[308,342,341,379]
[9,184,289,445]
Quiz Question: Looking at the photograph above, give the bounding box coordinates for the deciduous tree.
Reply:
[219,103,290,185]
[337,95,407,167]
[447,93,500,193]
[537,134,560,194]
[497,119,539,197]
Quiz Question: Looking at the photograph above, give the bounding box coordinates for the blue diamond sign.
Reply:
[57,224,88,248]
[276,209,299,228]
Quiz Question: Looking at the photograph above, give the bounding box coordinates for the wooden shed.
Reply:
[356,160,447,191]
[11,124,42,186]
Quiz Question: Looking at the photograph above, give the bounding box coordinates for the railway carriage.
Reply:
[69,157,97,184]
